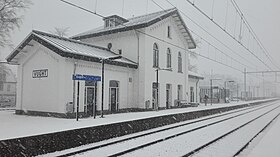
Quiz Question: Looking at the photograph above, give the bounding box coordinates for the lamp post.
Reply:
[155,67,171,111]
[210,78,221,105]
[224,80,234,103]
[100,56,122,118]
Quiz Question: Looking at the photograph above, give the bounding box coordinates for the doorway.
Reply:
[84,81,97,116]
[152,82,159,110]
[166,84,172,109]
[109,80,119,113]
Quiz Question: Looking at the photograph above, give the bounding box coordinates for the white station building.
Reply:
[7,8,202,118]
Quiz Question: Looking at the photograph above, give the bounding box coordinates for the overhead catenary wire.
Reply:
[60,0,244,73]
[150,0,280,84]
[230,0,280,71]
[185,0,273,71]
[158,0,257,70]
[59,0,279,85]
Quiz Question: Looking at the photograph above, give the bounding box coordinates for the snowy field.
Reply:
[0,99,275,141]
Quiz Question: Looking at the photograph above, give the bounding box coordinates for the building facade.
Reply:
[7,8,197,117]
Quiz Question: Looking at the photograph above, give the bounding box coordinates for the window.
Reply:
[0,82,3,91]
[7,84,11,92]
[0,73,6,82]
[105,19,109,28]
[190,87,194,102]
[153,43,159,67]
[167,26,171,38]
[178,52,182,72]
[177,85,183,100]
[167,48,171,68]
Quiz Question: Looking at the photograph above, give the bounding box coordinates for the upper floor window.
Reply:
[0,82,3,91]
[167,26,171,38]
[178,52,182,72]
[0,73,6,82]
[167,48,171,68]
[153,43,159,68]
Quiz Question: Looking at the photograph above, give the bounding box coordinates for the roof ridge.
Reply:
[32,30,137,64]
[32,30,109,51]
[127,8,176,20]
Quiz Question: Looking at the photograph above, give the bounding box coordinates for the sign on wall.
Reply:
[72,74,101,81]
[32,69,48,78]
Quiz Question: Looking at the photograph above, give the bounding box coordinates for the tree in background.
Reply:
[0,0,31,47]
[51,27,70,37]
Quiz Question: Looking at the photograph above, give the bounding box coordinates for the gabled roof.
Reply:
[6,30,138,69]
[72,8,196,49]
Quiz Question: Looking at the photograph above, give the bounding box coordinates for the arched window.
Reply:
[153,43,159,67]
[178,52,182,72]
[167,48,171,68]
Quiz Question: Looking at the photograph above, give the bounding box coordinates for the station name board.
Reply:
[72,74,101,81]
[32,69,48,78]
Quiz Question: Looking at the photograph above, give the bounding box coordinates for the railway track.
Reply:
[49,101,279,157]
[183,104,280,157]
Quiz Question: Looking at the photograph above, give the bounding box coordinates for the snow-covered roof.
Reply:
[6,30,138,69]
[72,8,196,49]
[188,71,204,80]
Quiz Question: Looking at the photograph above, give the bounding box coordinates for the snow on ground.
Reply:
[245,114,280,157]
[0,100,273,140]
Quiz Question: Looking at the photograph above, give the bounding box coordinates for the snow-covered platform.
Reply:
[0,99,277,156]
[0,100,272,141]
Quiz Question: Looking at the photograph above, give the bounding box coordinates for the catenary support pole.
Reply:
[244,68,246,100]
[156,68,159,111]
[76,81,80,121]
[101,60,105,118]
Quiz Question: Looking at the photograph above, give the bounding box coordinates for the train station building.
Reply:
[6,8,201,118]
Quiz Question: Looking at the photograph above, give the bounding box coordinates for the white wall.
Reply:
[63,59,136,112]
[76,16,191,109]
[17,42,64,113]
[142,16,189,108]
[82,31,139,63]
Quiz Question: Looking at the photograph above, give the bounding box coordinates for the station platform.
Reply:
[0,99,277,156]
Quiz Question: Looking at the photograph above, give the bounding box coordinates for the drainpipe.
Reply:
[135,30,140,107]
[196,79,199,103]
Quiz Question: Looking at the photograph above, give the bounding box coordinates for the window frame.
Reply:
[153,43,159,68]
[166,48,172,69]
[178,52,182,73]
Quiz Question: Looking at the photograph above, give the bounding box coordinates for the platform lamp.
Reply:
[100,55,122,118]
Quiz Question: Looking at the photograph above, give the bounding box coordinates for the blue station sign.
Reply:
[72,74,101,81]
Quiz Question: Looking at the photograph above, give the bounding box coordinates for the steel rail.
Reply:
[182,104,280,156]
[56,101,277,157]
[103,102,278,157]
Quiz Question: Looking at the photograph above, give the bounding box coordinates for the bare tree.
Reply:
[51,27,70,37]
[0,0,31,47]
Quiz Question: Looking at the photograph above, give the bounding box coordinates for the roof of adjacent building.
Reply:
[72,8,196,49]
[6,30,138,69]
[188,71,204,80]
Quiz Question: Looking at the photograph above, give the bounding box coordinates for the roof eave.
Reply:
[72,9,179,40]
[7,32,138,69]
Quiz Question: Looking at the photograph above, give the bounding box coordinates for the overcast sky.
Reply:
[1,0,280,92]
